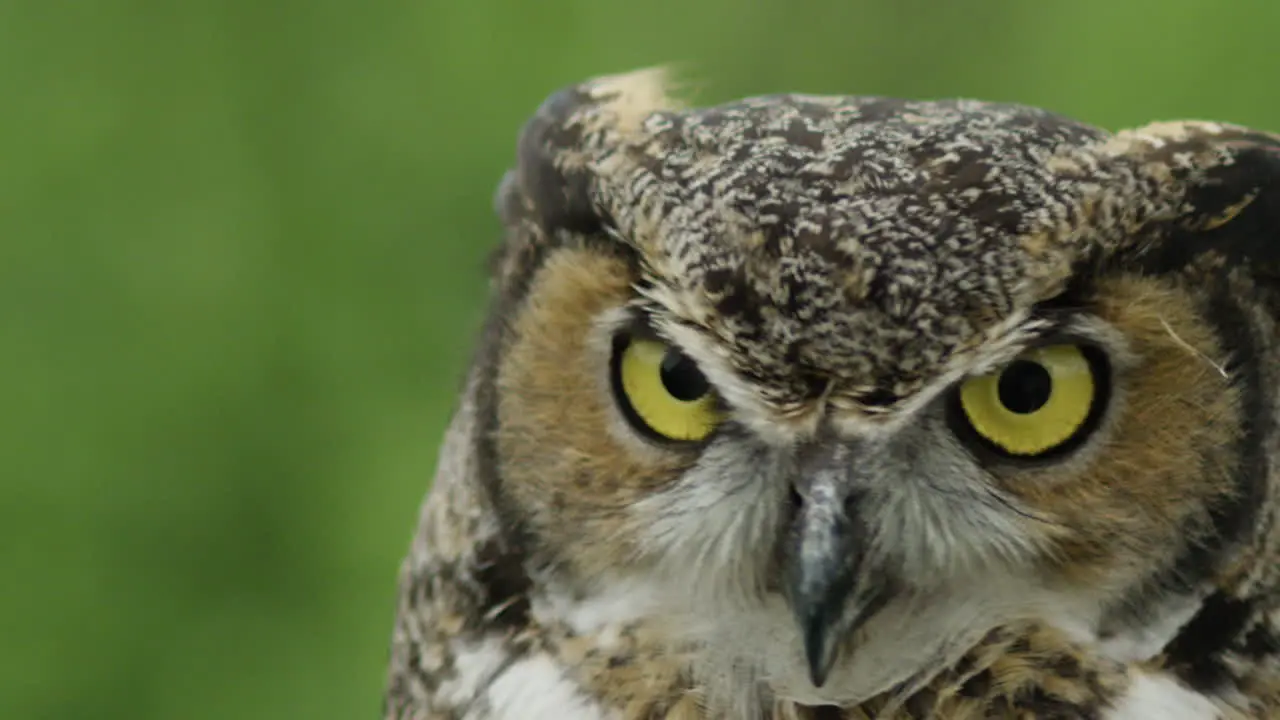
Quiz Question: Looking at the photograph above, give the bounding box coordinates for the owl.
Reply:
[381,68,1280,719]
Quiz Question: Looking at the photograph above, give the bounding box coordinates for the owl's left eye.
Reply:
[952,343,1109,458]
[611,335,722,443]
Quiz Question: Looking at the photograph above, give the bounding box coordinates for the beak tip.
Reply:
[807,658,832,689]
[801,613,838,689]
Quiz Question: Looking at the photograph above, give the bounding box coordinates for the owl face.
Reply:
[483,70,1279,708]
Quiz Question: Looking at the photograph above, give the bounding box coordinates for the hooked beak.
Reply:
[784,445,897,688]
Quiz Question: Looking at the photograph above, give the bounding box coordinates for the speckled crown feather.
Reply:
[495,68,1280,413]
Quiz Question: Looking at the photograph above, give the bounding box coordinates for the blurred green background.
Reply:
[4,1,1279,718]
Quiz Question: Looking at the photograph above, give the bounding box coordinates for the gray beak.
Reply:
[784,444,897,688]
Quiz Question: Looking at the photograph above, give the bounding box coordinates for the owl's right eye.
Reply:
[610,335,723,443]
[951,343,1109,459]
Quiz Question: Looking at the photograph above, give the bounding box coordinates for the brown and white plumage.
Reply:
[382,69,1280,719]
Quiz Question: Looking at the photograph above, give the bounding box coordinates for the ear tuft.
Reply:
[1102,121,1280,275]
[500,67,682,238]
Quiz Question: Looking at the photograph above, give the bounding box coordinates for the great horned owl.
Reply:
[382,69,1280,719]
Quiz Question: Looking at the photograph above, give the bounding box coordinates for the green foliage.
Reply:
[2,1,1277,717]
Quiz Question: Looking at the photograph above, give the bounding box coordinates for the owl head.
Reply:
[449,69,1280,710]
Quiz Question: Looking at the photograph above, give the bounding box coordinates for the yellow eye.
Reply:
[956,344,1105,457]
[613,336,722,442]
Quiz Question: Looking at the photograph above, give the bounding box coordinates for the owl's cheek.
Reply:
[621,445,790,606]
[496,346,693,576]
[993,275,1243,593]
[493,246,696,574]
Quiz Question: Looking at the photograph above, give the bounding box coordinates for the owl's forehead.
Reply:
[509,72,1221,411]
[596,97,1109,410]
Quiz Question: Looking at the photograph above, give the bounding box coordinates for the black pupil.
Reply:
[659,350,709,402]
[997,360,1053,414]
